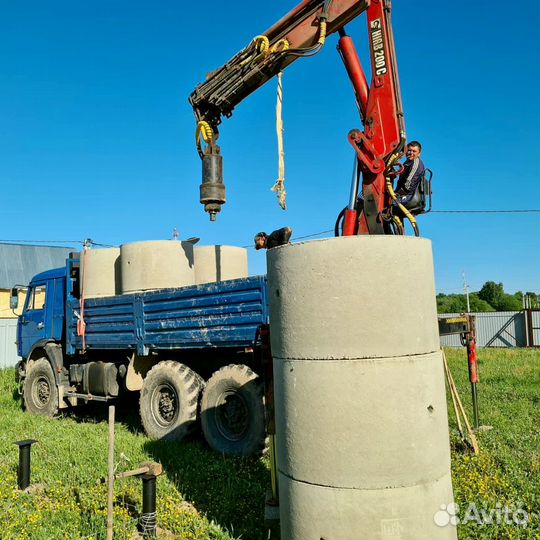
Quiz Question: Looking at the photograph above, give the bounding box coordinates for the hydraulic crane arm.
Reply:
[189,0,406,234]
[189,0,368,135]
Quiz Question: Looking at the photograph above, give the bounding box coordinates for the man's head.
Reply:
[405,141,422,161]
[254,232,267,250]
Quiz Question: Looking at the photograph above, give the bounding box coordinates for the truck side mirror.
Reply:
[10,287,19,309]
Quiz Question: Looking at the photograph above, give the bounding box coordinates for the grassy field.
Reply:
[0,348,538,539]
[444,347,539,539]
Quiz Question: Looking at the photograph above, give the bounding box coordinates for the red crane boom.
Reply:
[189,0,406,234]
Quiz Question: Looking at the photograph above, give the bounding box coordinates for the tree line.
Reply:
[437,281,539,313]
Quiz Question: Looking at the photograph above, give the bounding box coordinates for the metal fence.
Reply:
[0,311,537,369]
[0,318,18,369]
[527,309,540,347]
[439,310,539,348]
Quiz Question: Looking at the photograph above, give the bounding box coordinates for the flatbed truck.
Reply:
[12,255,270,456]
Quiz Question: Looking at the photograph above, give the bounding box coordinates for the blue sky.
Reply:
[1,1,538,294]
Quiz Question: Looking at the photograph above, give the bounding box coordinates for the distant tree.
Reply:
[478,281,505,309]
[497,294,523,311]
[438,285,537,313]
[469,293,495,312]
[437,294,467,313]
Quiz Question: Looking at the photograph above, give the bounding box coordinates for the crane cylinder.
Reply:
[200,152,226,221]
[267,236,456,540]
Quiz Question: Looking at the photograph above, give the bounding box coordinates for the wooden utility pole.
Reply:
[462,271,471,313]
[107,405,115,540]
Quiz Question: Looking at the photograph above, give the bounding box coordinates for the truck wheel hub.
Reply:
[153,384,178,426]
[34,376,51,406]
[217,392,249,440]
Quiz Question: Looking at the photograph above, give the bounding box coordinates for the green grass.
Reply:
[0,381,270,539]
[444,347,539,539]
[0,348,538,539]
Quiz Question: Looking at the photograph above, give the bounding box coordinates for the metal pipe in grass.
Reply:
[140,474,157,539]
[471,383,480,430]
[465,322,481,430]
[14,439,37,490]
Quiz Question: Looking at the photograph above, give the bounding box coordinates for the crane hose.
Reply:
[195,121,215,158]
[252,35,270,62]
[317,18,327,47]
[334,207,347,236]
[239,35,290,69]
[385,176,419,237]
[270,39,290,54]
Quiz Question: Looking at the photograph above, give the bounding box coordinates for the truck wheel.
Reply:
[23,358,59,417]
[200,364,266,457]
[140,361,203,441]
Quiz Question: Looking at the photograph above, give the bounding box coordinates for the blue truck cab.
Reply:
[15,256,271,456]
[17,267,66,360]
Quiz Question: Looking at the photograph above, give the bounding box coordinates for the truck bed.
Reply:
[66,276,268,356]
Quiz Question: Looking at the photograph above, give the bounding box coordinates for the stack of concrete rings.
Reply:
[267,235,456,540]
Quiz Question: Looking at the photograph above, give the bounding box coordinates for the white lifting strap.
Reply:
[271,71,287,210]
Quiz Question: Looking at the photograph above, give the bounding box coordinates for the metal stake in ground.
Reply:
[140,474,157,539]
[97,461,162,539]
[465,315,480,429]
[14,439,38,490]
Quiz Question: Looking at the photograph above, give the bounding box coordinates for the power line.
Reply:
[293,230,333,240]
[243,229,333,248]
[0,239,115,248]
[244,209,538,247]
[0,239,81,245]
[431,209,539,214]
[439,286,482,293]
[3,208,538,251]
[90,242,115,248]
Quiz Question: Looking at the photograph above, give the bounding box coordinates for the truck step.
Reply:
[65,392,112,403]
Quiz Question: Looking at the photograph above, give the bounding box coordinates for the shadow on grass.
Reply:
[65,392,143,435]
[63,394,273,538]
[144,438,271,540]
[450,437,477,455]
[12,386,22,404]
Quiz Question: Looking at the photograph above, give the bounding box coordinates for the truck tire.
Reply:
[200,364,266,457]
[139,361,203,441]
[23,358,59,417]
